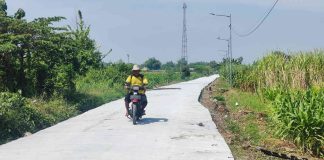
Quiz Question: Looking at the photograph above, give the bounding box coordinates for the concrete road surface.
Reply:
[0,75,233,160]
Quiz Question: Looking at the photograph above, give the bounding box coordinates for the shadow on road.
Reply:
[138,118,168,125]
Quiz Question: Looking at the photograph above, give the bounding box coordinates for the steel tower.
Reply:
[181,3,188,62]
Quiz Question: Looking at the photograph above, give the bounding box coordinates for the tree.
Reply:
[161,61,175,70]
[143,57,161,70]
[233,57,243,64]
[0,0,7,15]
[68,10,103,75]
[209,60,220,70]
[0,3,103,98]
[181,66,190,79]
[177,58,188,69]
[14,8,25,19]
[194,65,212,76]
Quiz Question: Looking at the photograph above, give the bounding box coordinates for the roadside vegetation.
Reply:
[214,50,324,159]
[0,1,217,145]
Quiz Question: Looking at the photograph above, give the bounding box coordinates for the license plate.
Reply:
[130,95,141,100]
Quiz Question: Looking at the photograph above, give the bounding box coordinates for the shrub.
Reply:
[0,92,51,142]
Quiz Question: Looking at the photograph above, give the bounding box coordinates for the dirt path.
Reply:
[0,75,233,160]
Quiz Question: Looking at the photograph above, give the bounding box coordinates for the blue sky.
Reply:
[6,0,324,63]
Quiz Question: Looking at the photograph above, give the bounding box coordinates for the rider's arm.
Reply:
[142,77,148,91]
[143,77,148,85]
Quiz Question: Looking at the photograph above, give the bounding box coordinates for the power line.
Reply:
[233,0,279,37]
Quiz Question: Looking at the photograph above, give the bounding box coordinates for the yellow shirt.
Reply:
[125,74,148,94]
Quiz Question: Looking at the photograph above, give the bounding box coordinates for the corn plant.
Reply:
[272,88,324,157]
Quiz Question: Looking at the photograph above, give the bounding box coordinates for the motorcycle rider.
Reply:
[124,65,148,117]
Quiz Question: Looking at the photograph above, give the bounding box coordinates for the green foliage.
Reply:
[14,8,25,19]
[225,50,324,92]
[208,60,221,71]
[73,63,132,112]
[0,0,7,15]
[181,66,191,79]
[161,61,175,70]
[144,71,181,88]
[192,65,212,76]
[226,119,241,134]
[177,58,188,68]
[0,4,102,98]
[0,92,51,142]
[219,50,324,157]
[143,57,162,70]
[244,122,261,144]
[29,98,78,124]
[159,60,219,77]
[272,88,324,157]
[213,95,225,101]
[68,10,102,75]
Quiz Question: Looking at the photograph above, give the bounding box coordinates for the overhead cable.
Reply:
[233,0,279,37]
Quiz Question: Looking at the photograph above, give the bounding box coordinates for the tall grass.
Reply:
[220,50,324,157]
[235,50,324,92]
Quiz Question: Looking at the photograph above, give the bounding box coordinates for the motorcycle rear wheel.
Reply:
[132,104,137,125]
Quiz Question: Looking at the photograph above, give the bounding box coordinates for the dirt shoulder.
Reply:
[199,78,319,160]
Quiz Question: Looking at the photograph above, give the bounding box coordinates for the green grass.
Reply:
[224,88,271,114]
[213,95,225,101]
[215,79,270,145]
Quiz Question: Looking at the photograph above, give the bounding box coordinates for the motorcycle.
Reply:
[128,85,145,125]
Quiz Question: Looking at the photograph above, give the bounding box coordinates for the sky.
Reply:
[5,0,324,64]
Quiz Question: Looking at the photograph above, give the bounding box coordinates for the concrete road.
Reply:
[0,75,233,160]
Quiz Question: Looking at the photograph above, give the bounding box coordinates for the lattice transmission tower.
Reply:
[181,3,188,62]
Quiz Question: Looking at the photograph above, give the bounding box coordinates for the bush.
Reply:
[144,71,181,88]
[181,66,191,79]
[0,92,51,142]
[143,57,162,70]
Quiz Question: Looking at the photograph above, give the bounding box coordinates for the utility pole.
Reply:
[210,13,233,86]
[229,14,233,87]
[126,54,130,64]
[217,37,230,83]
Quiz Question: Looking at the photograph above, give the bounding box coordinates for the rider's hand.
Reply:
[125,111,129,117]
[142,85,147,91]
